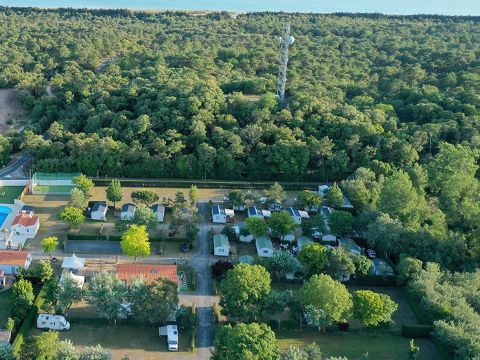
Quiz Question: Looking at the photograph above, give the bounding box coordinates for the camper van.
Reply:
[159,324,179,351]
[37,314,70,331]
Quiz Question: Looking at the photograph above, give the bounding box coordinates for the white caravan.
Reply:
[37,314,70,331]
[159,324,179,351]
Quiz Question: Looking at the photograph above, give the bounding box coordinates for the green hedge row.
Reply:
[347,275,397,287]
[12,284,46,355]
[92,178,318,191]
[401,324,433,338]
[67,233,185,243]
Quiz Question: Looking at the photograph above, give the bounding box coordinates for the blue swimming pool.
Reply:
[0,206,12,228]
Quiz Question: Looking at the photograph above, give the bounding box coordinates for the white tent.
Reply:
[60,271,85,288]
[61,253,86,270]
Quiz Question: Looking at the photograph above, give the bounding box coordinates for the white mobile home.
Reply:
[287,207,309,225]
[213,234,230,256]
[211,205,234,224]
[121,203,136,221]
[91,202,107,221]
[256,236,274,258]
[152,204,165,222]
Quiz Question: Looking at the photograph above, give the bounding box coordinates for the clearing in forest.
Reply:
[0,88,28,133]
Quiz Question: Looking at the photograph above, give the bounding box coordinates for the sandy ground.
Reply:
[0,88,28,133]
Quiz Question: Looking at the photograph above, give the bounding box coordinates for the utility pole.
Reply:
[276,23,295,103]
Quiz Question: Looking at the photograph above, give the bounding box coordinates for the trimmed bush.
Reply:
[401,324,433,338]
[67,233,106,240]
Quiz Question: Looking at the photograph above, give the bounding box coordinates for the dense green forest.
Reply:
[2,7,480,359]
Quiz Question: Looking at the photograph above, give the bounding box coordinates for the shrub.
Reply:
[401,324,433,338]
[267,320,279,330]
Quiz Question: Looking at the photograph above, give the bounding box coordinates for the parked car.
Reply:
[37,314,70,331]
[367,249,377,259]
[180,243,190,253]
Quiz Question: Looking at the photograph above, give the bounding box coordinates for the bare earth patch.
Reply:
[0,88,28,133]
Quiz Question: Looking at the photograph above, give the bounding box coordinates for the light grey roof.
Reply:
[92,202,107,212]
[122,203,136,213]
[212,205,226,216]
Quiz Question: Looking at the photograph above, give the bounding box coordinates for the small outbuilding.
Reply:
[297,236,314,250]
[152,204,165,223]
[61,253,86,271]
[256,236,274,258]
[213,234,230,257]
[121,203,136,221]
[91,202,107,221]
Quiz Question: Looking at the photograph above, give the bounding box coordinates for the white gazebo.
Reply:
[61,253,86,270]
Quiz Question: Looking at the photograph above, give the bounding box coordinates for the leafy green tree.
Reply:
[220,264,271,322]
[72,174,94,197]
[5,318,14,332]
[68,188,85,209]
[366,213,405,259]
[130,277,179,325]
[41,236,59,258]
[301,274,352,331]
[245,217,268,238]
[87,271,128,323]
[264,182,286,204]
[353,255,373,277]
[43,279,60,313]
[296,190,323,210]
[377,170,426,229]
[228,190,245,208]
[106,179,123,209]
[120,225,150,262]
[132,204,157,229]
[298,243,329,275]
[267,251,301,281]
[212,323,278,360]
[397,257,423,285]
[327,247,356,281]
[326,183,344,208]
[11,278,34,322]
[79,346,112,360]
[19,331,60,360]
[352,290,398,327]
[188,185,199,206]
[328,211,353,236]
[56,340,80,360]
[281,343,322,360]
[37,259,54,283]
[58,206,85,228]
[58,273,84,312]
[131,190,159,205]
[269,210,297,240]
[0,344,15,360]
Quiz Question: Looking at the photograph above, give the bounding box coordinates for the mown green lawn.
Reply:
[0,289,14,327]
[276,330,440,360]
[0,186,24,203]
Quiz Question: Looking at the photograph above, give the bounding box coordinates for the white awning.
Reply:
[225,209,235,217]
[298,210,310,219]
[262,210,272,218]
[61,253,86,269]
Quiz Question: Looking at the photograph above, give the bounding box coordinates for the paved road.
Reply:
[190,202,215,360]
[0,154,31,179]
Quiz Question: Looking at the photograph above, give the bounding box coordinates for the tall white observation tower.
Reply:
[276,23,295,103]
